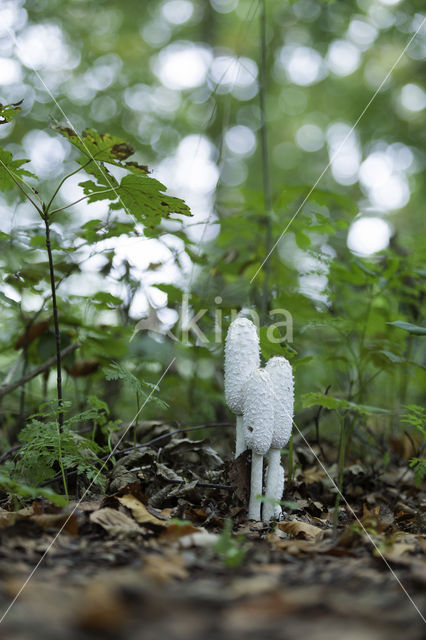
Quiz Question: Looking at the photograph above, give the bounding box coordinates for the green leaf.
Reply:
[80,218,134,244]
[387,321,426,336]
[53,125,148,172]
[259,326,297,361]
[295,230,311,249]
[375,350,406,364]
[302,392,388,415]
[0,147,37,190]
[54,125,191,227]
[92,291,123,308]
[0,468,66,507]
[0,291,19,308]
[112,173,191,228]
[0,100,23,125]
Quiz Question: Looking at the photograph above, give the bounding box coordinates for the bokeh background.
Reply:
[0,0,424,446]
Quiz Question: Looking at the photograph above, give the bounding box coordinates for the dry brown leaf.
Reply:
[277,520,324,541]
[14,320,49,349]
[267,534,318,555]
[90,507,143,537]
[67,358,100,377]
[303,466,327,485]
[0,508,17,528]
[67,499,102,513]
[142,553,188,583]
[229,575,280,597]
[373,541,418,565]
[385,542,417,557]
[76,581,128,633]
[30,513,78,535]
[117,494,167,529]
[416,535,426,554]
[159,522,201,542]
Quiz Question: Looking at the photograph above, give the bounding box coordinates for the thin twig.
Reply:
[43,214,63,430]
[0,444,21,464]
[0,342,80,401]
[113,422,234,458]
[49,189,117,215]
[45,158,94,212]
[314,384,331,462]
[0,158,43,214]
[161,478,232,491]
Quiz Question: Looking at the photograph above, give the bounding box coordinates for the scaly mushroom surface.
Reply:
[263,356,294,521]
[243,368,274,520]
[224,317,260,457]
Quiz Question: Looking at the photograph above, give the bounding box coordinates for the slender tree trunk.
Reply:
[259,0,272,325]
[44,214,63,429]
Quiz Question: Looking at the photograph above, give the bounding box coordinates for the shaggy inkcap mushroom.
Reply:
[265,462,284,520]
[243,368,274,520]
[263,356,294,521]
[224,317,260,457]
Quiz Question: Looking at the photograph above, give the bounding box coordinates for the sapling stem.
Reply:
[135,392,140,452]
[57,423,69,502]
[43,212,63,431]
[333,414,346,530]
[249,452,263,520]
[259,0,272,324]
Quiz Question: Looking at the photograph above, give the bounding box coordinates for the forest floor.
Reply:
[0,422,425,640]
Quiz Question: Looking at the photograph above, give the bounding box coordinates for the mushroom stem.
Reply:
[263,448,284,521]
[235,415,245,458]
[248,452,263,520]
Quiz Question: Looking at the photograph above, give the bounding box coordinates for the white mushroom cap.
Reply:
[243,368,274,455]
[265,356,294,448]
[224,317,260,415]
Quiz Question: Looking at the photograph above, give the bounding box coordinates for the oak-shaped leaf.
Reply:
[53,125,148,173]
[110,173,191,227]
[0,147,37,190]
[54,125,191,227]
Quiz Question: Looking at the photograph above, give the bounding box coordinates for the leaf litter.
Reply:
[0,424,425,639]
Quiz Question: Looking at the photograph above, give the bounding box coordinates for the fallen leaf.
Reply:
[76,580,128,633]
[0,509,17,528]
[15,321,49,349]
[66,358,100,377]
[30,513,78,535]
[303,466,327,484]
[277,520,324,541]
[90,507,143,537]
[142,553,188,583]
[117,494,167,529]
[159,521,201,542]
[416,536,426,554]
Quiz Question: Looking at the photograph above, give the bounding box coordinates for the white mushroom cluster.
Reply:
[224,317,294,521]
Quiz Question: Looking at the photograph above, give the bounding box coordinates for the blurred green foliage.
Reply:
[0,0,425,498]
